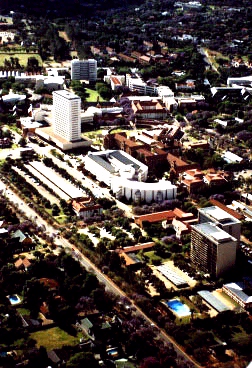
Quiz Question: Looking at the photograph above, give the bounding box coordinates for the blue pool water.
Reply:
[106,348,119,357]
[8,294,21,305]
[167,299,190,317]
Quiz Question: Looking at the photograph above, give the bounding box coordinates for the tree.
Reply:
[18,137,27,147]
[140,357,161,368]
[52,203,60,216]
[67,352,100,368]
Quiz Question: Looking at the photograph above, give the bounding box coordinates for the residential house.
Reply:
[14,257,32,271]
[175,79,196,90]
[39,278,59,292]
[143,40,153,50]
[0,227,8,238]
[78,315,112,341]
[10,230,34,253]
[47,350,62,368]
[131,51,142,60]
[139,55,151,65]
[118,53,136,63]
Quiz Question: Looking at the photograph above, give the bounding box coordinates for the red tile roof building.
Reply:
[72,197,103,220]
[167,153,200,176]
[132,100,167,121]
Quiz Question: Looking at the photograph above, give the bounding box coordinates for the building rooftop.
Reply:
[30,161,85,199]
[90,154,115,174]
[135,210,175,224]
[192,223,236,243]
[157,264,188,287]
[197,290,230,313]
[224,282,252,304]
[210,199,244,221]
[53,89,80,100]
[199,206,240,225]
[112,177,176,191]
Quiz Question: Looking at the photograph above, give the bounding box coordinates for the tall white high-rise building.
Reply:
[191,223,237,278]
[71,59,97,81]
[52,90,81,142]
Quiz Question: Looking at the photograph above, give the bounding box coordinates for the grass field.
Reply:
[31,327,82,350]
[141,250,162,264]
[0,17,13,24]
[17,308,30,316]
[85,88,105,102]
[0,53,43,67]
[204,48,229,70]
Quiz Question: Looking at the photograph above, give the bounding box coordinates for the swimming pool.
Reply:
[166,298,191,317]
[7,294,21,305]
[106,347,119,357]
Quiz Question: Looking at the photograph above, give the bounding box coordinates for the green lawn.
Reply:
[31,327,82,350]
[17,308,30,316]
[0,53,43,67]
[115,361,137,368]
[140,250,162,264]
[85,88,105,102]
[55,215,68,224]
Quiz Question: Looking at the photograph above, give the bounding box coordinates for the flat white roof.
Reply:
[30,161,84,199]
[223,150,243,163]
[200,206,240,224]
[192,223,235,243]
[2,93,26,102]
[112,177,176,191]
[53,90,80,100]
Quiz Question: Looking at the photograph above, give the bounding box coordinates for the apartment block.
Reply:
[191,223,237,278]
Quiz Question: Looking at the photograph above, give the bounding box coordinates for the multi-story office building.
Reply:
[191,223,237,278]
[198,206,241,243]
[52,90,81,142]
[71,59,97,81]
[126,74,158,95]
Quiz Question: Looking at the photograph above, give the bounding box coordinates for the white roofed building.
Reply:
[223,150,244,164]
[191,222,237,278]
[198,206,241,243]
[84,150,177,203]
